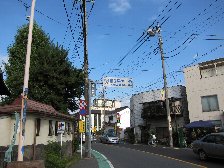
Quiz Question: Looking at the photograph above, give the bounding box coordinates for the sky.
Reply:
[0,0,224,106]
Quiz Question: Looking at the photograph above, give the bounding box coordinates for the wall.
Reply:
[117,108,130,139]
[184,65,224,127]
[0,116,11,147]
[0,114,73,146]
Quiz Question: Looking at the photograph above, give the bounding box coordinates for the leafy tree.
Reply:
[4,23,84,113]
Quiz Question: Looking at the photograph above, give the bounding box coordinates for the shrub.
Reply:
[44,141,68,168]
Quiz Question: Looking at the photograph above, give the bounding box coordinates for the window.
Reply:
[36,118,41,136]
[67,123,71,135]
[203,135,215,143]
[109,116,113,121]
[201,95,219,112]
[48,120,54,136]
[215,135,224,145]
[55,121,58,136]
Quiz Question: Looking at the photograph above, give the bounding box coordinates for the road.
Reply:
[92,143,224,168]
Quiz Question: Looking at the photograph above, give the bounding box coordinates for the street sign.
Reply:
[79,99,87,116]
[57,122,65,134]
[80,109,86,116]
[90,82,96,97]
[103,77,133,88]
[85,117,90,133]
[79,120,85,133]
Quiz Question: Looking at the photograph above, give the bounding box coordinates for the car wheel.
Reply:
[199,150,207,161]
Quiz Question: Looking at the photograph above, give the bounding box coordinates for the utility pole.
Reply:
[82,0,91,158]
[103,86,106,128]
[17,0,36,161]
[148,24,173,147]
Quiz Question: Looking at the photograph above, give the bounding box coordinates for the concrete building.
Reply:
[103,106,130,139]
[130,85,189,142]
[184,58,224,128]
[0,97,74,165]
[90,98,121,131]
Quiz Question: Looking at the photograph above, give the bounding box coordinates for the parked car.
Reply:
[192,132,224,160]
[100,133,119,144]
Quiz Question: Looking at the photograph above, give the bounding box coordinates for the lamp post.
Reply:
[147,24,173,147]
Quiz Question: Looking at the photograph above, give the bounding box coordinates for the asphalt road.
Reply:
[92,143,224,168]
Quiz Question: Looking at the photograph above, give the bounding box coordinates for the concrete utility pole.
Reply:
[82,0,91,158]
[148,24,173,147]
[17,0,36,161]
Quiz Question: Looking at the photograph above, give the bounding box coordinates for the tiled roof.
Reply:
[0,97,73,120]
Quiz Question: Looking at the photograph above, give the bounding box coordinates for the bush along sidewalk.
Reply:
[44,141,80,168]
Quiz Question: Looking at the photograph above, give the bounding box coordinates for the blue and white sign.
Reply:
[103,77,133,88]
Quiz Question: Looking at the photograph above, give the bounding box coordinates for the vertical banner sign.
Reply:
[21,88,28,156]
[103,77,133,88]
[90,82,96,97]
[85,117,90,133]
[161,89,165,100]
[79,99,87,116]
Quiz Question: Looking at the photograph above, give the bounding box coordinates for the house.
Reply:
[184,58,224,129]
[104,106,130,139]
[130,85,189,143]
[0,97,74,165]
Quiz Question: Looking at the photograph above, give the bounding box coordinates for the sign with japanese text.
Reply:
[79,120,85,133]
[57,122,65,134]
[103,77,133,88]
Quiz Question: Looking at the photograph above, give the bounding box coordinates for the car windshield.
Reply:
[107,133,117,137]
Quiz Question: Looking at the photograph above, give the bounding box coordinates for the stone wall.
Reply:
[0,140,73,168]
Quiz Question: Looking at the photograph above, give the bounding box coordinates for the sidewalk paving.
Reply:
[69,156,98,168]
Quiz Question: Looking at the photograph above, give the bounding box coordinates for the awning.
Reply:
[184,120,215,128]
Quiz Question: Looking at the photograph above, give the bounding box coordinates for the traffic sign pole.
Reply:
[80,133,83,159]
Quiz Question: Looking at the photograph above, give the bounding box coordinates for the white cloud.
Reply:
[109,0,131,14]
[120,97,130,107]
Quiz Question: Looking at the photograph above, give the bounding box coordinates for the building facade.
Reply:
[130,85,189,142]
[184,58,224,128]
[90,98,121,131]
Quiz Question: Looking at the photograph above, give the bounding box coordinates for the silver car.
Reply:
[192,132,224,160]
[100,133,119,144]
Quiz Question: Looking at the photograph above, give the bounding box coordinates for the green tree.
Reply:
[4,23,84,113]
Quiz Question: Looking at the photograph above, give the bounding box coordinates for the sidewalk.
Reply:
[69,156,98,168]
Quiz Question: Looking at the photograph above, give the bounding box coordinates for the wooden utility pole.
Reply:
[83,0,91,158]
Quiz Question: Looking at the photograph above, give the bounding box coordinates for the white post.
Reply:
[17,0,36,161]
[80,133,83,159]
[61,133,63,147]
[97,114,99,131]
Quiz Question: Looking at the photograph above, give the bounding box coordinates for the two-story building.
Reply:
[184,58,224,129]
[130,85,189,143]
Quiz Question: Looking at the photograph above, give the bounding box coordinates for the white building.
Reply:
[0,97,74,165]
[89,98,121,131]
[103,106,130,139]
[184,58,224,128]
[130,85,189,142]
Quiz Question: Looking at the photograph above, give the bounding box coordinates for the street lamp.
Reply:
[147,24,173,147]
